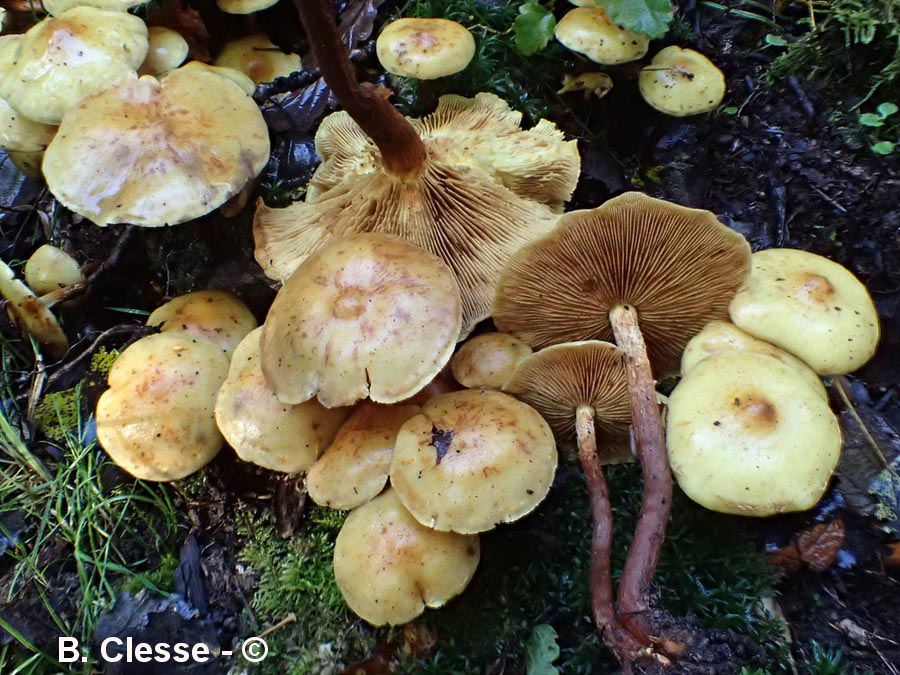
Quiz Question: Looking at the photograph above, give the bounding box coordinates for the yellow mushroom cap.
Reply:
[555,7,649,65]
[390,389,557,533]
[682,320,826,400]
[557,71,613,99]
[146,290,257,358]
[450,332,532,390]
[307,402,421,510]
[0,259,68,357]
[42,64,269,227]
[333,488,480,626]
[376,18,475,80]
[260,233,463,409]
[0,8,148,126]
[96,333,229,481]
[177,61,257,96]
[214,33,301,84]
[23,244,85,295]
[42,0,145,14]
[214,328,349,473]
[0,36,57,153]
[216,0,279,15]
[139,26,189,77]
[639,46,726,117]
[667,351,841,516]
[729,248,880,375]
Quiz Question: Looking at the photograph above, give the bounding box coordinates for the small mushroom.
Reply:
[42,0,145,14]
[215,33,302,84]
[0,259,68,357]
[450,332,532,390]
[555,7,649,65]
[681,320,826,400]
[147,290,257,358]
[333,488,480,626]
[376,18,475,80]
[557,71,613,99]
[216,0,278,15]
[260,233,462,408]
[639,46,726,117]
[139,26,189,76]
[96,333,229,481]
[667,351,842,516]
[23,245,85,296]
[307,401,421,510]
[728,248,880,375]
[390,389,557,534]
[214,328,349,473]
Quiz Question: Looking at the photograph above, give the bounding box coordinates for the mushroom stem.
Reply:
[295,0,427,179]
[609,303,672,647]
[575,404,642,662]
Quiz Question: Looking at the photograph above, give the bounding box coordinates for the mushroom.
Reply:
[333,488,480,626]
[681,320,826,400]
[0,259,68,357]
[23,244,85,295]
[260,232,462,408]
[42,63,269,227]
[493,191,750,647]
[555,7,649,65]
[179,60,256,95]
[42,0,145,14]
[214,328,349,473]
[376,18,475,80]
[96,333,229,481]
[390,389,557,534]
[139,26,189,77]
[0,7,148,125]
[214,33,301,84]
[728,248,880,375]
[450,332,532,390]
[639,46,726,117]
[557,71,613,99]
[254,0,579,337]
[667,351,842,516]
[216,0,278,15]
[146,289,257,358]
[503,340,640,660]
[306,401,421,510]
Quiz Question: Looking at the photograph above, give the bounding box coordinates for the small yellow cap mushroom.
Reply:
[216,0,278,15]
[214,33,301,84]
[0,259,68,356]
[376,18,475,80]
[214,328,349,473]
[42,0,145,15]
[729,248,880,375]
[681,320,826,400]
[450,332,533,390]
[139,26,189,76]
[307,402,420,510]
[23,244,85,295]
[333,488,480,626]
[96,333,229,481]
[555,7,649,65]
[557,71,613,99]
[667,351,841,516]
[639,46,726,116]
[147,290,257,358]
[390,389,557,534]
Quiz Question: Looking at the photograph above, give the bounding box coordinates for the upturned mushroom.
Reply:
[0,259,69,357]
[376,18,475,80]
[681,320,826,400]
[306,401,421,510]
[493,191,750,648]
[450,332,532,390]
[42,63,269,226]
[333,488,480,626]
[96,333,229,481]
[260,232,462,408]
[214,328,349,473]
[728,248,880,375]
[639,46,726,117]
[555,7,649,65]
[253,0,579,337]
[667,351,842,515]
[390,389,557,534]
[214,33,301,84]
[503,340,640,660]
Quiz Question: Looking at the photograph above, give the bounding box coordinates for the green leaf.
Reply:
[722,106,739,115]
[764,33,788,47]
[859,112,885,127]
[603,0,674,39]
[876,102,898,119]
[873,141,895,155]
[514,2,556,56]
[525,624,560,675]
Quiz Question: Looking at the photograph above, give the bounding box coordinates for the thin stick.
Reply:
[609,304,672,646]
[294,0,427,178]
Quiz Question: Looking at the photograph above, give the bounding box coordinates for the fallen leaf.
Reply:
[796,519,846,572]
[402,623,438,659]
